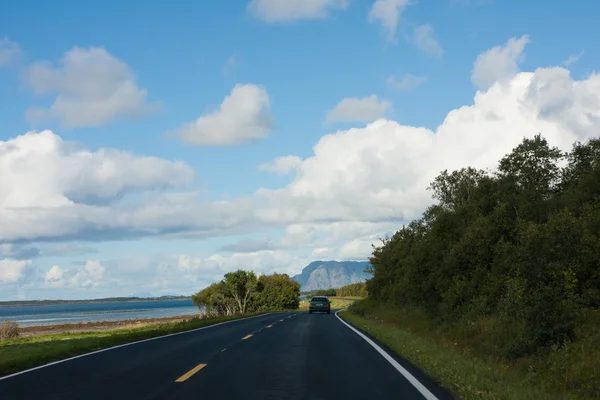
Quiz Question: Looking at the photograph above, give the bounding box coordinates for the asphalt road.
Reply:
[0,311,452,400]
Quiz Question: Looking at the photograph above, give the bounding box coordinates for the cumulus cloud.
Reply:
[472,34,529,89]
[0,37,21,66]
[44,260,105,288]
[256,66,600,231]
[368,0,411,42]
[177,250,307,279]
[387,73,426,91]
[0,130,194,209]
[410,24,443,58]
[25,46,157,128]
[325,95,392,124]
[2,51,600,260]
[258,155,303,175]
[173,84,274,146]
[0,259,32,284]
[248,0,348,22]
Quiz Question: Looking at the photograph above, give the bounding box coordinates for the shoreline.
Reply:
[17,313,201,337]
[0,297,192,308]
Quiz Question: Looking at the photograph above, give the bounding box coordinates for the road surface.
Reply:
[0,311,452,400]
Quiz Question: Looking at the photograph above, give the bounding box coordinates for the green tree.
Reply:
[192,282,237,316]
[222,270,259,314]
[254,273,300,311]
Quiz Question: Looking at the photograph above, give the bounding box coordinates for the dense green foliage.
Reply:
[303,283,368,298]
[192,270,300,315]
[367,135,600,358]
[306,288,337,297]
[335,282,368,297]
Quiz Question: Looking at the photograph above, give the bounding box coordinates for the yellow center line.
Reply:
[175,363,207,383]
[266,324,272,328]
[279,319,284,322]
[242,334,253,340]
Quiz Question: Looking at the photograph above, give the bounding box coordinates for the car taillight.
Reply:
[309,303,313,307]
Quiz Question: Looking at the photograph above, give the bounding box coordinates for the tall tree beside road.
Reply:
[222,270,259,314]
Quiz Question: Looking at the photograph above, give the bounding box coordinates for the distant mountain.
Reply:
[292,261,372,292]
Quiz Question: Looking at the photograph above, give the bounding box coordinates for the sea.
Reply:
[0,299,200,327]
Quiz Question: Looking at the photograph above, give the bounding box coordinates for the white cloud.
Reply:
[410,24,443,58]
[1,63,599,263]
[25,46,156,128]
[563,50,584,66]
[44,265,65,286]
[368,0,411,42]
[325,95,392,124]
[0,37,21,66]
[0,130,193,209]
[248,0,348,22]
[311,247,329,258]
[256,67,600,230]
[258,155,303,175]
[44,260,106,288]
[337,237,374,260]
[0,259,32,284]
[387,73,427,91]
[472,34,529,89]
[173,84,274,147]
[178,250,307,278]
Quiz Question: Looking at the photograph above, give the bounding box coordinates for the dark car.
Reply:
[308,296,331,314]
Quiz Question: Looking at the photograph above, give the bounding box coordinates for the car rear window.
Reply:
[311,297,328,302]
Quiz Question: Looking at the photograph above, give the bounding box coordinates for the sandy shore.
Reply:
[19,314,201,337]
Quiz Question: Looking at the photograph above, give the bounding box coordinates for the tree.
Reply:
[254,273,300,311]
[222,270,259,314]
[428,167,487,211]
[192,282,237,316]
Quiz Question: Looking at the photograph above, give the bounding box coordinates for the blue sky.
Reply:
[0,0,598,300]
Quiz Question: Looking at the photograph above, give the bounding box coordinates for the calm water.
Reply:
[0,299,199,327]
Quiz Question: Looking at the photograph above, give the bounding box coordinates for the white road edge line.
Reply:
[0,312,280,382]
[335,310,438,400]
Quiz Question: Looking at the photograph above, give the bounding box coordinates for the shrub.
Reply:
[0,320,20,341]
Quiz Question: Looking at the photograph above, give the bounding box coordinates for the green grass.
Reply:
[339,302,600,400]
[0,312,266,376]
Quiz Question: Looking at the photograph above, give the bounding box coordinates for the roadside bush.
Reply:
[309,288,337,297]
[0,320,20,341]
[336,282,368,297]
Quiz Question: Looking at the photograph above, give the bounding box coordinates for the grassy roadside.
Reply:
[339,302,600,400]
[0,312,267,377]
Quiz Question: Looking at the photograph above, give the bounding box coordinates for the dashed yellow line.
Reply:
[279,319,284,322]
[175,363,207,382]
[266,324,272,328]
[242,334,253,340]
